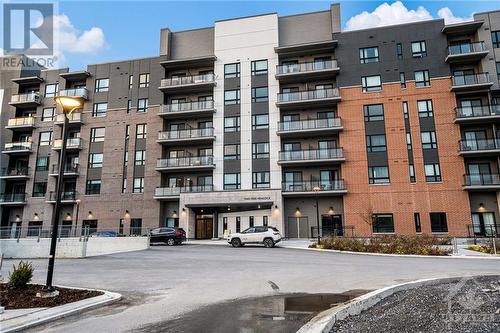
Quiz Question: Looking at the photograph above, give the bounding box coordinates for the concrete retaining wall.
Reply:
[0,237,149,258]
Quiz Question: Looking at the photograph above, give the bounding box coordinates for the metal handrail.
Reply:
[0,167,29,177]
[452,73,491,86]
[0,193,26,203]
[448,41,487,55]
[459,138,500,151]
[276,60,338,74]
[159,100,214,113]
[160,73,215,87]
[158,128,214,140]
[279,148,344,161]
[277,88,340,103]
[58,88,89,99]
[282,180,345,192]
[7,117,34,127]
[155,185,214,196]
[3,142,32,151]
[157,156,214,168]
[278,118,341,131]
[10,92,41,104]
[48,191,78,201]
[464,174,500,186]
[50,164,79,174]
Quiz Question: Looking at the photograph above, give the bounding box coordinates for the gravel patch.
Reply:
[331,276,500,333]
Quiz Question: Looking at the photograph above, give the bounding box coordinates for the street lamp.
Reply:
[295,207,301,238]
[74,199,81,237]
[313,186,321,245]
[45,95,83,291]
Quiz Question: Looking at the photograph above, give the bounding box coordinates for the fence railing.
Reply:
[7,117,34,127]
[466,224,499,237]
[452,73,491,87]
[0,193,26,203]
[158,128,214,141]
[279,148,344,161]
[155,185,214,197]
[276,60,338,75]
[464,174,500,186]
[157,156,214,168]
[459,138,500,151]
[278,118,341,132]
[160,73,215,87]
[282,180,346,192]
[3,142,32,152]
[159,100,214,114]
[10,92,41,104]
[0,226,154,239]
[310,226,355,238]
[448,41,487,55]
[455,105,500,118]
[0,167,29,177]
[277,88,340,103]
[58,87,89,99]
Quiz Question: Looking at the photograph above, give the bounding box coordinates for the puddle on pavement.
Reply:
[136,290,369,333]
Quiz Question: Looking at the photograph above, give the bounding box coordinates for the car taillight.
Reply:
[175,230,183,236]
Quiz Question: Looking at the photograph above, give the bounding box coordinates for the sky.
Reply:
[4,1,500,70]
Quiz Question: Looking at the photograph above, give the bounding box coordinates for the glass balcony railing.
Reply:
[58,87,89,99]
[158,128,214,141]
[0,193,26,203]
[452,73,492,87]
[276,60,339,75]
[159,101,214,114]
[455,105,500,118]
[464,174,500,186]
[448,42,487,56]
[50,164,79,174]
[155,185,214,197]
[279,148,344,161]
[0,168,29,177]
[459,138,500,151]
[278,118,341,132]
[3,142,32,152]
[160,74,215,87]
[157,156,214,168]
[7,117,34,127]
[282,180,346,192]
[10,92,41,104]
[53,138,82,149]
[55,112,83,123]
[48,191,78,201]
[277,88,340,103]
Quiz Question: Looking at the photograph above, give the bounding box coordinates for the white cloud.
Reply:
[52,14,107,54]
[345,1,473,31]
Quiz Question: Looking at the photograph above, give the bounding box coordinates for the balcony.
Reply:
[276,88,340,110]
[0,168,29,180]
[455,105,500,124]
[2,142,32,155]
[458,139,500,156]
[54,112,83,126]
[158,101,215,118]
[154,185,214,200]
[6,117,35,130]
[464,174,500,191]
[156,156,215,172]
[9,92,42,107]
[0,193,26,205]
[52,138,82,151]
[159,74,216,93]
[48,164,79,177]
[58,87,89,100]
[446,42,489,64]
[46,191,78,204]
[277,118,342,138]
[282,180,347,196]
[451,73,493,92]
[157,128,215,145]
[278,148,345,166]
[275,60,340,83]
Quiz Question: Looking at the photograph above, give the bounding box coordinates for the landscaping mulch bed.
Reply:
[0,283,103,309]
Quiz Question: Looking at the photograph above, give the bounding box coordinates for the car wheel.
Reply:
[263,238,275,248]
[166,238,175,246]
[231,238,242,247]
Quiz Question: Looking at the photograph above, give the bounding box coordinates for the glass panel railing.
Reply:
[3,142,32,151]
[452,73,491,86]
[159,100,214,114]
[10,92,41,104]
[448,41,487,55]
[48,191,77,201]
[157,156,214,168]
[7,117,34,127]
[55,112,82,123]
[278,118,341,131]
[160,74,215,87]
[53,138,82,149]
[0,168,29,177]
[459,139,500,151]
[58,88,89,99]
[279,148,343,161]
[464,174,500,186]
[282,180,345,192]
[0,193,26,203]
[277,88,340,103]
[155,185,214,197]
[158,128,214,140]
[276,60,338,74]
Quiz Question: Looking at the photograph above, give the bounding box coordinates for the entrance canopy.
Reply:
[185,201,274,214]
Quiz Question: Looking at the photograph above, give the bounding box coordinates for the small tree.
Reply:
[8,261,33,289]
[359,203,375,234]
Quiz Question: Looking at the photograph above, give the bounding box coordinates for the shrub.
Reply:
[467,240,500,254]
[8,261,34,289]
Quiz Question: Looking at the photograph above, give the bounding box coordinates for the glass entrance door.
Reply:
[472,212,496,236]
[321,214,343,236]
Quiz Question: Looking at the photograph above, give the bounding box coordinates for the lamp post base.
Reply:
[36,289,60,298]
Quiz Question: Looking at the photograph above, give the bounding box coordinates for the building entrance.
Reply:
[196,215,213,239]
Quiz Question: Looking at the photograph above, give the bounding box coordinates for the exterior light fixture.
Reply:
[328,206,335,216]
[33,213,40,221]
[15,215,21,222]
[65,213,72,221]
[88,211,94,219]
[478,203,486,212]
[124,210,131,219]
[295,207,301,217]
[172,210,178,218]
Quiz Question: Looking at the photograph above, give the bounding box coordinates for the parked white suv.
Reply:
[227,226,282,248]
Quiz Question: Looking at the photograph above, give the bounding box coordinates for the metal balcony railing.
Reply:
[157,156,214,168]
[282,180,346,192]
[155,185,214,197]
[277,88,340,103]
[279,148,344,161]
[0,167,29,177]
[158,128,214,141]
[48,191,77,201]
[160,74,215,87]
[7,117,34,127]
[276,60,339,75]
[455,105,500,118]
[0,193,26,203]
[448,41,487,55]
[459,139,500,151]
[58,87,89,99]
[10,92,41,104]
[464,174,500,186]
[278,118,341,132]
[50,164,79,174]
[53,138,82,149]
[3,142,32,152]
[55,112,82,123]
[452,73,491,87]
[159,100,214,114]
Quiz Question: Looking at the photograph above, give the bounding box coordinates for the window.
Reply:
[253,172,270,188]
[249,216,254,228]
[372,214,394,233]
[414,213,421,232]
[224,63,240,78]
[122,178,127,193]
[406,133,412,150]
[95,78,109,92]
[224,116,240,132]
[411,41,427,57]
[496,62,500,80]
[396,43,403,60]
[88,153,103,168]
[369,166,390,184]
[417,100,433,117]
[421,131,437,149]
[33,182,47,197]
[425,163,441,182]
[251,87,268,102]
[39,131,52,146]
[42,107,55,121]
[223,217,228,232]
[430,212,448,233]
[366,135,387,152]
[362,75,382,92]
[44,83,58,97]
[224,144,240,160]
[263,216,268,226]
[251,60,268,75]
[127,100,132,113]
[224,173,241,190]
[137,98,148,113]
[136,124,147,139]
[133,177,144,193]
[251,142,269,159]
[364,104,384,121]
[86,180,101,195]
[130,218,143,235]
[224,89,240,105]
[400,72,406,88]
[36,157,49,171]
[139,73,150,88]
[359,47,379,63]
[135,150,146,165]
[252,114,269,130]
[409,164,416,183]
[92,103,107,117]
[415,70,430,87]
[403,102,409,119]
[125,125,130,140]
[129,75,133,89]
[236,217,241,232]
[90,127,105,142]
[492,31,500,48]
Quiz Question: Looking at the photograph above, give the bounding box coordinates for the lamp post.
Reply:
[295,207,301,238]
[74,199,81,237]
[313,186,321,245]
[45,96,83,291]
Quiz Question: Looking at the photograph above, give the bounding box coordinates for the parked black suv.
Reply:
[149,227,186,246]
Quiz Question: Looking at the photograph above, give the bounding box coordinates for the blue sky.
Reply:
[51,1,500,69]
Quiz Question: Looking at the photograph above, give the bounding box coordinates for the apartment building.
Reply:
[1,4,500,239]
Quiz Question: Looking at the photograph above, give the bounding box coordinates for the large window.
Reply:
[86,180,101,195]
[251,87,268,102]
[359,47,379,63]
[409,164,416,183]
[417,100,433,117]
[430,212,448,233]
[90,127,105,142]
[92,103,107,117]
[224,173,241,190]
[362,75,382,92]
[33,182,47,197]
[251,60,268,75]
[95,78,109,92]
[42,107,55,121]
[415,70,430,87]
[224,116,240,132]
[224,144,240,160]
[424,163,441,182]
[406,133,412,150]
[421,131,437,149]
[366,135,387,152]
[414,212,421,232]
[369,166,390,184]
[44,83,58,97]
[253,171,270,188]
[138,73,150,88]
[491,31,500,48]
[135,150,146,165]
[88,153,103,168]
[252,142,270,159]
[133,177,144,193]
[224,89,240,105]
[39,131,52,146]
[137,98,148,113]
[396,43,403,60]
[372,214,394,233]
[252,114,269,130]
[36,157,49,171]
[411,41,427,57]
[127,100,132,113]
[136,124,147,139]
[364,104,384,121]
[129,75,133,89]
[224,63,240,78]
[400,72,406,88]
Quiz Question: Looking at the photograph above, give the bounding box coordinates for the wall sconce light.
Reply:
[295,207,301,217]
[274,205,278,209]
[65,213,72,221]
[88,211,94,219]
[15,215,21,222]
[124,210,131,219]
[478,203,486,212]
[227,206,231,211]
[328,207,335,216]
[33,213,40,221]
[172,210,178,218]
[258,204,261,209]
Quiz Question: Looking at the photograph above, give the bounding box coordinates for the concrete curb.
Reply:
[296,274,498,333]
[0,287,121,333]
